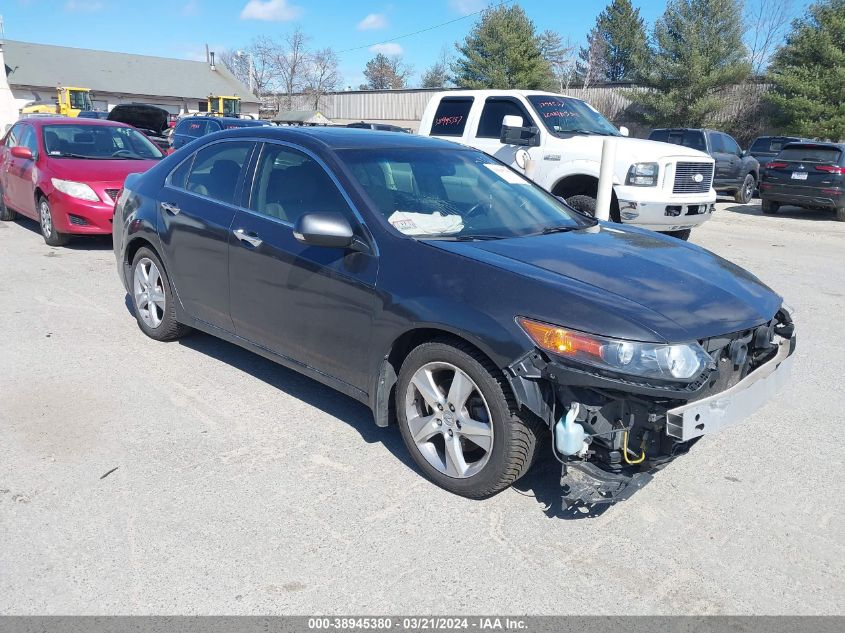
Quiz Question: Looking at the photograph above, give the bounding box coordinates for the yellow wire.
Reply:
[621,430,646,465]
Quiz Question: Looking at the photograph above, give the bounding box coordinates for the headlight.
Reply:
[626,162,659,186]
[50,178,100,202]
[517,317,712,382]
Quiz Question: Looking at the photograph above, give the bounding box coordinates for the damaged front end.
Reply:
[507,307,796,508]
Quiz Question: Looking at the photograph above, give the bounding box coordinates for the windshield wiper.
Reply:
[52,152,97,159]
[422,234,505,241]
[539,225,580,235]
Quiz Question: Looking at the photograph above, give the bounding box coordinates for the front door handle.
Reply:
[161,202,181,215]
[233,228,262,248]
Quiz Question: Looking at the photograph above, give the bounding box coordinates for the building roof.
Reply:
[2,40,259,104]
[273,110,332,125]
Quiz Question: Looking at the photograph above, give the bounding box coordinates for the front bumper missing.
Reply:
[665,336,794,441]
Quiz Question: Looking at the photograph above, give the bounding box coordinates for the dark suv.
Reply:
[649,128,759,204]
[171,115,269,150]
[759,142,845,221]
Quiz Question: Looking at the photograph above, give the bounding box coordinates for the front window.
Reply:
[527,95,620,137]
[222,98,240,117]
[341,148,594,240]
[68,90,93,111]
[42,124,164,160]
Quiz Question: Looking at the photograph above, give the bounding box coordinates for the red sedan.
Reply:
[0,117,163,246]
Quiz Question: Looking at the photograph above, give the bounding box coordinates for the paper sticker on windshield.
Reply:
[483,163,528,184]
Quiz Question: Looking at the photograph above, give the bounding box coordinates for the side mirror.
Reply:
[500,114,540,147]
[10,146,34,160]
[619,126,630,137]
[294,212,360,249]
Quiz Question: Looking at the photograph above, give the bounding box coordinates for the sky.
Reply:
[1,0,810,89]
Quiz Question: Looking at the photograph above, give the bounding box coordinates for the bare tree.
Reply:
[421,47,452,88]
[745,0,793,74]
[538,30,577,91]
[274,28,311,111]
[248,35,284,98]
[577,29,608,89]
[304,48,341,110]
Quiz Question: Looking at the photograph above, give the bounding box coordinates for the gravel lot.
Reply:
[1,200,843,615]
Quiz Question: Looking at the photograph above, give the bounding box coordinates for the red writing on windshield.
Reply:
[543,111,577,118]
[434,115,463,126]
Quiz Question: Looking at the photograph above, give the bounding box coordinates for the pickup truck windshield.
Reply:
[527,95,620,137]
[340,148,594,239]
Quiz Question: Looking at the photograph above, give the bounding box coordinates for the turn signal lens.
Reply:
[517,318,603,358]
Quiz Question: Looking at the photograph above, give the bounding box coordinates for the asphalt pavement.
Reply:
[1,200,843,615]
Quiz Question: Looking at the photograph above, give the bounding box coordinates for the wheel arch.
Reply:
[550,172,621,222]
[371,326,518,428]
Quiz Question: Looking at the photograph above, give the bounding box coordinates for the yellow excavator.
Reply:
[206,95,241,117]
[21,86,94,117]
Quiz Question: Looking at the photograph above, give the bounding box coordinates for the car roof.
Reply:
[25,117,130,129]
[180,116,266,126]
[208,125,464,151]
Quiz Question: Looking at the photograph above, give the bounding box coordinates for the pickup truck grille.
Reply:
[673,162,714,194]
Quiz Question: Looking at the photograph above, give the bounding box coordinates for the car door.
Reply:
[228,141,378,392]
[159,139,256,331]
[470,97,543,169]
[708,131,731,188]
[6,124,39,217]
[720,133,744,186]
[0,123,23,211]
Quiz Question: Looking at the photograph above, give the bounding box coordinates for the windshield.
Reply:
[69,90,93,111]
[751,137,796,154]
[222,98,241,117]
[527,95,620,136]
[340,148,594,239]
[42,124,164,160]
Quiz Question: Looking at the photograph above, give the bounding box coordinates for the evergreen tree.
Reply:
[452,5,551,89]
[363,53,412,90]
[767,0,845,139]
[628,0,751,127]
[597,0,650,81]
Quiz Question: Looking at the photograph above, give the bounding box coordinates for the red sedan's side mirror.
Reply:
[10,146,33,160]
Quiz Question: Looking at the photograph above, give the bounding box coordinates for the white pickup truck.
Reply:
[418,90,717,239]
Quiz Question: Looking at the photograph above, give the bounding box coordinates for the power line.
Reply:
[336,0,516,54]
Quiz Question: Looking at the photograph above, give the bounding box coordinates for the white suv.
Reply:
[418,90,717,239]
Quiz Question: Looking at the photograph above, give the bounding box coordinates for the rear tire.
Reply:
[38,196,69,247]
[396,339,544,499]
[0,187,16,221]
[761,199,779,215]
[662,229,691,241]
[836,207,845,222]
[130,247,191,341]
[734,174,755,204]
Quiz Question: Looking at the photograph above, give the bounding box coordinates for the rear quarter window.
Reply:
[178,120,208,138]
[430,98,473,137]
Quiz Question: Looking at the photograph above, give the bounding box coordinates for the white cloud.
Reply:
[65,0,104,11]
[357,13,387,30]
[449,0,482,15]
[240,0,302,21]
[369,43,403,56]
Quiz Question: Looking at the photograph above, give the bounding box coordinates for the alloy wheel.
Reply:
[404,362,494,479]
[133,257,166,329]
[39,199,52,237]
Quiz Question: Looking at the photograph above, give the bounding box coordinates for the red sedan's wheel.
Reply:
[38,197,69,247]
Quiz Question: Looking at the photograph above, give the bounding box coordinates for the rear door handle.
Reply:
[233,228,262,248]
[161,202,180,215]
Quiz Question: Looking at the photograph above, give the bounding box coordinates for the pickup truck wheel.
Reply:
[734,174,755,204]
[565,195,597,217]
[396,340,543,499]
[761,199,779,215]
[0,187,15,221]
[836,207,845,222]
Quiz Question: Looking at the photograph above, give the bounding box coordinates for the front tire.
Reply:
[130,247,190,341]
[734,174,755,204]
[836,207,845,222]
[565,194,597,217]
[761,199,779,215]
[396,339,543,499]
[662,229,691,241]
[38,197,69,246]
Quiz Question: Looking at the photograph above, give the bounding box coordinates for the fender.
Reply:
[546,162,623,194]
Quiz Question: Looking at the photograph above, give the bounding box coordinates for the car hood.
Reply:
[564,135,713,163]
[48,158,160,184]
[108,104,169,134]
[425,224,782,342]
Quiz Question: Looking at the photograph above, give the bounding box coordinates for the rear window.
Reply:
[649,129,707,153]
[778,145,842,163]
[178,119,208,138]
[750,137,796,153]
[430,98,473,137]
